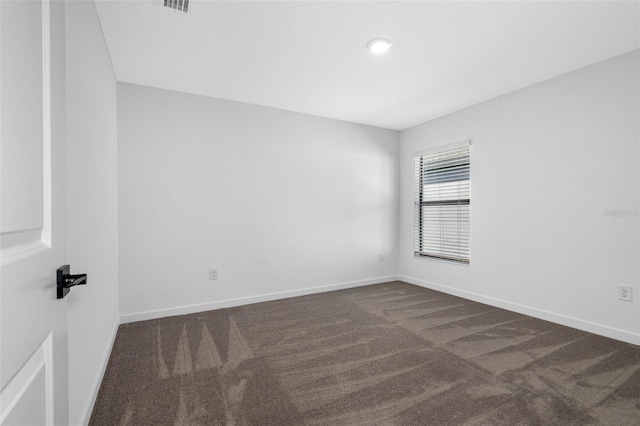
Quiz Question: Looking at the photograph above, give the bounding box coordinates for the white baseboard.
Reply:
[79,316,120,426]
[120,276,399,324]
[399,275,640,346]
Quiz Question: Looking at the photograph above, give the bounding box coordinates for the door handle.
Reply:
[57,265,87,299]
[64,274,87,288]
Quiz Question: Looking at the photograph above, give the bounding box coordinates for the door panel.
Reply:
[0,334,52,425]
[3,370,47,426]
[0,0,68,424]
[0,0,44,237]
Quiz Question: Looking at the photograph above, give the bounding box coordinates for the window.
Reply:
[414,141,470,264]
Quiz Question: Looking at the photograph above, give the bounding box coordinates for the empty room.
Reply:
[1,0,639,425]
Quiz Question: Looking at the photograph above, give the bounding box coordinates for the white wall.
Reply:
[399,51,640,344]
[65,1,119,424]
[117,83,398,319]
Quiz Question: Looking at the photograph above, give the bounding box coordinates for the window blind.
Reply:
[414,144,470,264]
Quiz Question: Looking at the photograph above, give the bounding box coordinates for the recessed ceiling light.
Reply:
[367,38,392,55]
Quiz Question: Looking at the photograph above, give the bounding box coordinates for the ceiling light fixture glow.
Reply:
[367,38,392,55]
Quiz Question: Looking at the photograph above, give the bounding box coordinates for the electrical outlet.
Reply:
[618,285,632,302]
[209,268,218,280]
[378,252,385,262]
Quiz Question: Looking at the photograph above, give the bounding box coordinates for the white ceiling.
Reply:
[95,0,640,131]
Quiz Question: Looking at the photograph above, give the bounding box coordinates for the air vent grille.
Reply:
[164,0,189,13]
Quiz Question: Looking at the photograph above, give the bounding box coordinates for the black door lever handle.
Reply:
[57,265,88,299]
[64,274,87,288]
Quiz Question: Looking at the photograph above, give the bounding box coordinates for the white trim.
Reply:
[413,254,471,267]
[412,139,470,158]
[0,240,49,266]
[399,275,640,346]
[78,317,120,426]
[43,332,53,426]
[41,0,52,248]
[0,228,43,249]
[121,276,398,324]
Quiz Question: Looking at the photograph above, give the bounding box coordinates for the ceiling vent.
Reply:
[164,0,189,13]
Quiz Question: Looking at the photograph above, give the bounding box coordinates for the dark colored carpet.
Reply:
[90,281,640,425]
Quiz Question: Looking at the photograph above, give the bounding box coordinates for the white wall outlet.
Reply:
[618,285,632,302]
[378,252,385,262]
[209,268,218,280]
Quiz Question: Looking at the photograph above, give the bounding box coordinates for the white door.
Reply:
[0,0,69,424]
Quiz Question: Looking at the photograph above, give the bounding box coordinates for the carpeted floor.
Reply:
[90,281,640,425]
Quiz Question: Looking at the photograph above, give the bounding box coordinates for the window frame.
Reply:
[413,141,471,265]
